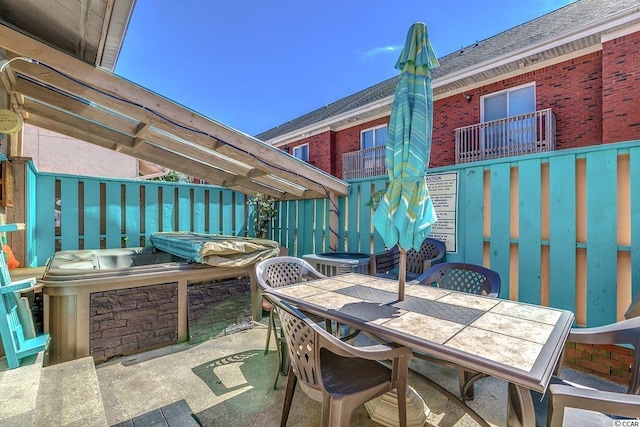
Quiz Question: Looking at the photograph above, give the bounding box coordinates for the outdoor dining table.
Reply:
[264,272,575,427]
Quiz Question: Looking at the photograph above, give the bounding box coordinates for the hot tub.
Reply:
[41,246,260,365]
[43,247,195,278]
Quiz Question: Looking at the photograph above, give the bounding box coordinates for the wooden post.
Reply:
[7,127,23,158]
[398,246,407,301]
[4,158,27,265]
[250,267,262,321]
[328,191,339,251]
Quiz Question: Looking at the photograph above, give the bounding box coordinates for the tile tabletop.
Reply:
[268,273,574,392]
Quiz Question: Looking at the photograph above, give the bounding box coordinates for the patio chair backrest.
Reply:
[373,238,446,279]
[372,245,401,275]
[255,256,326,290]
[405,238,447,275]
[275,297,321,391]
[255,256,329,389]
[416,262,501,298]
[515,316,640,427]
[270,294,412,426]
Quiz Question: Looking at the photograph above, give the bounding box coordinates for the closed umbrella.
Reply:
[373,22,439,300]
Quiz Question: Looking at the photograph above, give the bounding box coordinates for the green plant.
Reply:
[150,170,194,183]
[247,193,278,238]
[367,189,387,211]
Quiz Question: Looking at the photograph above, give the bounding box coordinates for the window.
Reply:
[361,125,387,150]
[293,144,309,161]
[481,84,535,121]
[360,125,387,174]
[481,83,536,153]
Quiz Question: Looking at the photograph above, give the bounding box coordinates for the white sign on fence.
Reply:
[426,172,459,253]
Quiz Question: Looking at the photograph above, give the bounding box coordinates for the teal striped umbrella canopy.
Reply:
[373,22,439,252]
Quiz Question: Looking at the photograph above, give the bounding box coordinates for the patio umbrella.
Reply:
[373,22,439,300]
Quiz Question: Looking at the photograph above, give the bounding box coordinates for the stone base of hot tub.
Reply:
[43,263,259,366]
[90,282,180,363]
[87,277,253,364]
[187,276,252,343]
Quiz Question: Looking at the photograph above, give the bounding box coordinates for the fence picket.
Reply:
[125,183,141,247]
[549,155,577,314]
[586,150,618,326]
[518,159,542,305]
[60,177,79,250]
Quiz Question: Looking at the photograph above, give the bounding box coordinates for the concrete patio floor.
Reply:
[96,322,510,427]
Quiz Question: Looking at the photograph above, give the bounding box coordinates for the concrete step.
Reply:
[0,352,44,427]
[33,356,107,427]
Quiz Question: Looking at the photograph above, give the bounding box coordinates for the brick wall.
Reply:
[90,282,179,362]
[276,35,640,176]
[431,52,604,167]
[187,276,252,342]
[562,342,634,387]
[431,93,478,167]
[602,31,640,143]
[334,117,389,179]
[280,117,389,179]
[537,52,604,150]
[280,131,334,175]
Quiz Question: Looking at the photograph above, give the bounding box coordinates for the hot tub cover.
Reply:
[150,232,281,267]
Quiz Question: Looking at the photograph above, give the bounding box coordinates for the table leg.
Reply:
[506,383,536,427]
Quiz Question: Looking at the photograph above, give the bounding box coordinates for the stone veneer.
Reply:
[187,276,252,343]
[89,276,252,363]
[90,282,179,362]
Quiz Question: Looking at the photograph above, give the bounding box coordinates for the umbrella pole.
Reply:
[398,246,407,301]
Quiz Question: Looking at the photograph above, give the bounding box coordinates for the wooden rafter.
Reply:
[22,106,290,200]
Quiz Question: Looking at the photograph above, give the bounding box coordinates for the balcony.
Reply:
[342,146,386,180]
[455,108,556,164]
[342,109,556,178]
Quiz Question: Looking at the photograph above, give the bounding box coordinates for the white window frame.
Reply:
[480,82,536,122]
[360,124,388,150]
[293,143,309,162]
[479,82,537,155]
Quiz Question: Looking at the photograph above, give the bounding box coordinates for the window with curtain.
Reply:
[361,125,387,174]
[293,144,309,161]
[481,83,536,153]
[361,125,388,150]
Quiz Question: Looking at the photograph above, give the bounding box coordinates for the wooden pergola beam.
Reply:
[0,26,349,199]
[21,104,290,199]
[11,61,333,198]
[14,77,312,197]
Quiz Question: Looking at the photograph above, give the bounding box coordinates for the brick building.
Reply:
[257,0,640,180]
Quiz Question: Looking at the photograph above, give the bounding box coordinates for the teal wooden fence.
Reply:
[27,163,250,267]
[415,140,639,328]
[24,139,640,327]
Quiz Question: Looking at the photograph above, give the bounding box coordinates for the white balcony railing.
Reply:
[341,109,557,178]
[455,108,556,164]
[342,146,387,180]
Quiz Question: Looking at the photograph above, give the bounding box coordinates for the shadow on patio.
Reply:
[96,323,508,427]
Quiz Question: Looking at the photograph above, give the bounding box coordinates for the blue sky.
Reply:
[115,0,574,136]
